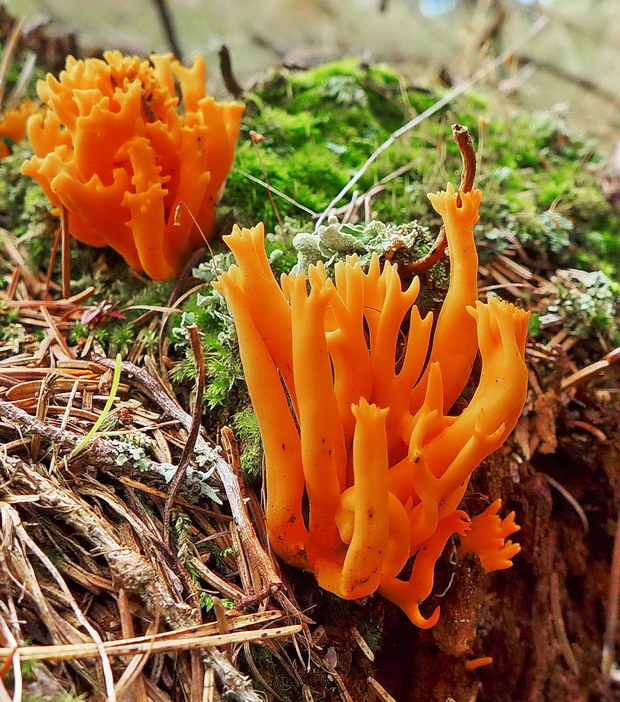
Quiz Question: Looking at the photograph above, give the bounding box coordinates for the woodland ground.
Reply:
[0,2,619,701]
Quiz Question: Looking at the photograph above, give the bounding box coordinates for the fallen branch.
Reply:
[0,400,170,475]
[163,325,204,544]
[560,347,620,390]
[218,45,244,99]
[0,624,302,663]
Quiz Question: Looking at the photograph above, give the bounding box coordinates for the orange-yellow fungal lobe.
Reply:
[21,51,243,280]
[214,177,528,627]
[0,99,41,158]
[411,183,482,413]
[465,656,494,671]
[458,499,522,572]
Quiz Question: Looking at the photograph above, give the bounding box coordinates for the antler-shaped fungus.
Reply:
[213,177,529,627]
[22,51,243,279]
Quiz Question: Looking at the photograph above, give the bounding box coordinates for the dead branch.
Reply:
[149,0,183,60]
[452,123,477,197]
[0,400,170,475]
[163,325,204,545]
[218,45,244,99]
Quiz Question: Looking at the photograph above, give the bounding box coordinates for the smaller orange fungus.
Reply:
[21,51,244,279]
[465,656,494,671]
[0,99,40,159]
[458,498,521,572]
[213,178,529,627]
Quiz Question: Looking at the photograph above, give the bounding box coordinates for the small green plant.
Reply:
[71,354,122,457]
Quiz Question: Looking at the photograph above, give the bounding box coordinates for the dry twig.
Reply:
[163,325,204,545]
[405,123,476,274]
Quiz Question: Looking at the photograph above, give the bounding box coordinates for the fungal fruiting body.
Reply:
[213,183,529,627]
[0,99,40,158]
[21,51,244,279]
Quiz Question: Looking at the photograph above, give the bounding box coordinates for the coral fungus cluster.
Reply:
[0,99,40,159]
[214,183,528,627]
[22,51,244,279]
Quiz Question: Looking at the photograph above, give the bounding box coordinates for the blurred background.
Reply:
[5,0,620,144]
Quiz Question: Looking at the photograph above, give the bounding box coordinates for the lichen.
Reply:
[544,268,619,344]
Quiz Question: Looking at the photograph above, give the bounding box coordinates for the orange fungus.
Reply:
[21,51,244,279]
[214,181,529,627]
[0,99,40,159]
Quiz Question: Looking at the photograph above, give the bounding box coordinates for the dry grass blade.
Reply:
[233,168,317,216]
[0,625,303,662]
[550,572,579,677]
[368,676,397,702]
[602,510,620,688]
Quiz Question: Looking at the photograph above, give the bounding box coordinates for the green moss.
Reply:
[219,62,618,286]
[0,144,53,252]
[232,408,262,480]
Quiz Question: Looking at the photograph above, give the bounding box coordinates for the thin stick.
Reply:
[405,123,477,274]
[233,168,317,216]
[218,45,243,99]
[61,206,71,300]
[602,510,620,687]
[0,619,20,702]
[250,131,283,230]
[150,0,183,60]
[542,473,589,533]
[314,15,548,229]
[0,17,25,106]
[0,625,303,662]
[452,123,477,199]
[163,325,204,545]
[6,51,36,110]
[550,572,579,676]
[44,226,62,301]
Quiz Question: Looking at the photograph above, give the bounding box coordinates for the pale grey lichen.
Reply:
[112,440,222,504]
[546,268,619,343]
[292,215,441,276]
